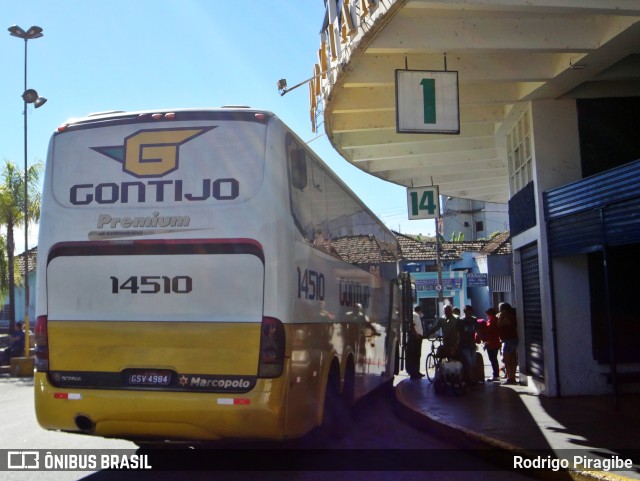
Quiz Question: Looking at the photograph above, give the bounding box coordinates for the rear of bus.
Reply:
[34,109,291,443]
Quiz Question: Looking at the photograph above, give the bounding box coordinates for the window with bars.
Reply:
[507,110,533,194]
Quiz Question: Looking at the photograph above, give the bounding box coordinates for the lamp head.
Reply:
[22,89,47,108]
[25,26,43,39]
[8,25,26,38]
[8,25,43,40]
[22,89,39,103]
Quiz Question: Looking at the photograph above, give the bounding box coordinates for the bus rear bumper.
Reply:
[34,372,287,442]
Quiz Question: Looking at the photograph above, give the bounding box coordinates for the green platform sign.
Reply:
[407,185,440,220]
[395,70,460,134]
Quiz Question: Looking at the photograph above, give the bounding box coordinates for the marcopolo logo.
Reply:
[177,374,255,392]
[91,127,214,178]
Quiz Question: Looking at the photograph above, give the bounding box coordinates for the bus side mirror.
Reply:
[290,150,308,190]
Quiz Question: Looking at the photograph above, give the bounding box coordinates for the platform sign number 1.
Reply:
[395,70,459,134]
[407,186,440,220]
[421,78,436,124]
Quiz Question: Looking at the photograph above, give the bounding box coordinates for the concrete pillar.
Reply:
[509,99,586,395]
[529,99,610,395]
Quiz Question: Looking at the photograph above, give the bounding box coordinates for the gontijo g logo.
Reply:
[91,127,214,178]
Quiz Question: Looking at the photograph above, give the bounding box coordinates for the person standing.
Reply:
[458,305,478,383]
[406,305,425,379]
[424,304,459,360]
[478,308,502,381]
[497,302,518,385]
[0,321,25,365]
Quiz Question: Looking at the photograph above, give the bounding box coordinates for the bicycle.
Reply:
[424,336,443,383]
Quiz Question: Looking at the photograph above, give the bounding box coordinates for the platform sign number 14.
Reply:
[407,186,440,220]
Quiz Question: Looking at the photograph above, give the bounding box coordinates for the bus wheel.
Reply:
[343,358,355,409]
[320,369,348,441]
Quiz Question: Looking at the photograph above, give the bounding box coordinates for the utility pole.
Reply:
[435,206,444,318]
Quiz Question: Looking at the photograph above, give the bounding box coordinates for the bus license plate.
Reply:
[127,371,172,386]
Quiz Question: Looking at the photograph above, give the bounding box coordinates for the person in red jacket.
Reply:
[476,308,502,381]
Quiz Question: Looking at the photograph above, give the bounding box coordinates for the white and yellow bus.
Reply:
[34,108,403,445]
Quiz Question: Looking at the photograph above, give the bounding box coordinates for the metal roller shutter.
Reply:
[521,244,544,380]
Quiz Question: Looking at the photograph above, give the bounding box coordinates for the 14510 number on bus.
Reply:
[111,276,193,294]
[297,268,325,301]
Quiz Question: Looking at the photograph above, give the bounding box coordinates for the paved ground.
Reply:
[2,334,639,480]
[394,350,640,481]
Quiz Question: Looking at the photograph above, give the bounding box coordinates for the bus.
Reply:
[34,108,403,445]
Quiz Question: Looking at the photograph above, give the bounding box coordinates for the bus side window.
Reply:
[290,149,307,191]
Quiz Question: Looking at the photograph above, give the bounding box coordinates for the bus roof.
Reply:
[57,108,275,134]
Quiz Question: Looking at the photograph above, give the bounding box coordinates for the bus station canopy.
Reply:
[318,1,640,203]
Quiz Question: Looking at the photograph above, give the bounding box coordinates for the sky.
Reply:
[1,1,435,254]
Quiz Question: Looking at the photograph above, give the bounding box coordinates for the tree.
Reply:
[0,235,9,304]
[0,160,42,332]
[0,235,22,325]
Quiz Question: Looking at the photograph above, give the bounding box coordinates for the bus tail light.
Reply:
[34,315,49,372]
[258,317,285,378]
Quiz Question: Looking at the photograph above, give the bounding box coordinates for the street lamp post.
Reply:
[8,25,46,358]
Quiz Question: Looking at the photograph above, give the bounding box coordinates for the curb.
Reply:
[394,381,637,481]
